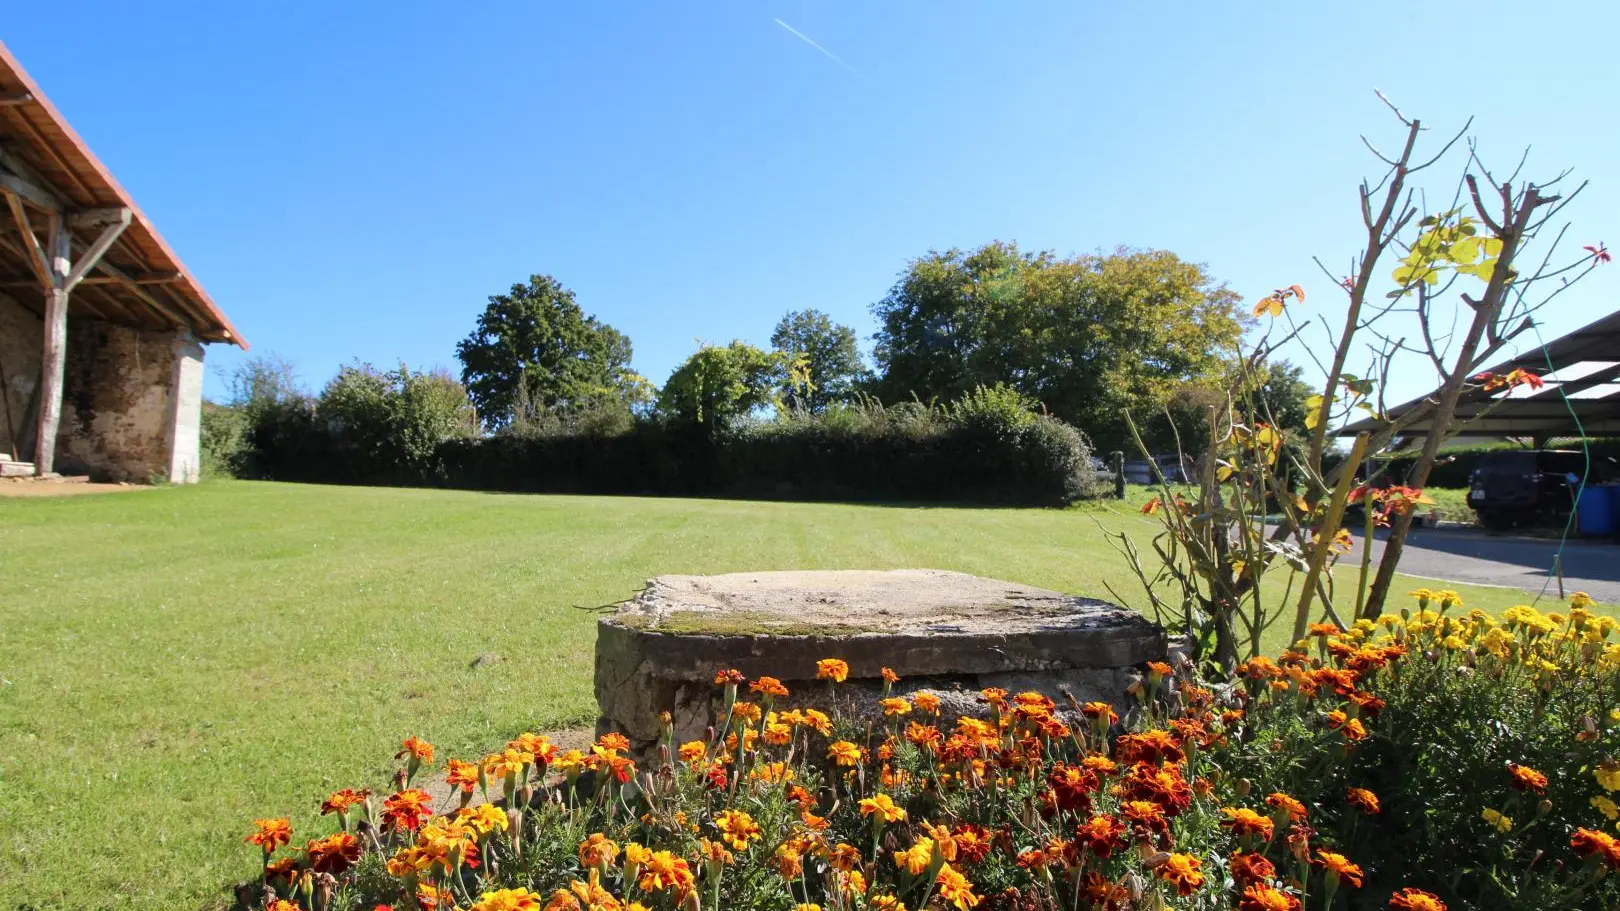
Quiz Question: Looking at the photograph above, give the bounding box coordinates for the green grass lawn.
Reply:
[0,481,1593,911]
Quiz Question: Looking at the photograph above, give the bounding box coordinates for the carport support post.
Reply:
[29,207,131,475]
[33,215,69,475]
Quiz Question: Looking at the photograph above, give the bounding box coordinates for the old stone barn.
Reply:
[0,42,242,483]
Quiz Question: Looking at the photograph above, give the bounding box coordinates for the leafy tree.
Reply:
[658,341,804,433]
[456,275,640,428]
[317,362,475,477]
[871,242,1247,449]
[769,309,865,411]
[1139,359,1313,455]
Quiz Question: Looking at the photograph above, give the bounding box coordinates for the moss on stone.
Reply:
[618,609,886,638]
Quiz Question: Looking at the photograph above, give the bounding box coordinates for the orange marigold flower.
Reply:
[913,692,941,714]
[1076,814,1128,858]
[246,817,292,852]
[1230,850,1275,886]
[1571,827,1620,869]
[396,736,435,765]
[320,788,371,816]
[750,676,790,697]
[1266,792,1308,822]
[1081,754,1118,775]
[484,748,532,780]
[578,832,619,867]
[880,697,913,717]
[730,702,762,724]
[1239,884,1301,911]
[306,831,362,874]
[816,658,850,683]
[677,741,706,763]
[980,687,1008,707]
[1315,850,1364,888]
[1507,762,1548,794]
[264,857,298,881]
[445,759,480,794]
[508,732,555,764]
[1346,787,1380,815]
[1388,888,1448,911]
[905,722,943,751]
[1145,660,1174,680]
[881,667,900,684]
[1325,710,1367,741]
[714,809,762,850]
[1120,799,1169,836]
[1221,807,1276,841]
[637,850,695,895]
[714,669,746,686]
[1308,623,1340,638]
[1080,701,1118,724]
[1157,852,1204,896]
[827,740,862,766]
[596,732,631,753]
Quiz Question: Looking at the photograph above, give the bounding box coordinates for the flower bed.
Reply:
[242,593,1620,911]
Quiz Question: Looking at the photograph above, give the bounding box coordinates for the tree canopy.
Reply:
[870,242,1248,448]
[769,309,865,412]
[658,341,804,433]
[455,275,640,428]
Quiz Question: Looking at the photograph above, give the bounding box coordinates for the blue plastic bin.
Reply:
[1577,485,1617,536]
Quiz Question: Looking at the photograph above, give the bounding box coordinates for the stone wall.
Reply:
[0,292,42,461]
[56,319,204,482]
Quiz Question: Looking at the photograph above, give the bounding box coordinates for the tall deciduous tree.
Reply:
[871,242,1247,448]
[769,309,865,412]
[456,275,639,428]
[659,341,804,434]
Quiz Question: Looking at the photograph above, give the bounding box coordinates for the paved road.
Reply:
[1347,526,1620,603]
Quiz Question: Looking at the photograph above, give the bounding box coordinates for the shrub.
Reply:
[315,364,476,480]
[237,592,1620,911]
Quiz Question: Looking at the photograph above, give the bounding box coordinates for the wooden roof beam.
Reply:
[2,188,50,290]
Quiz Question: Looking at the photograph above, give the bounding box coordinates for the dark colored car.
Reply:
[1467,450,1601,529]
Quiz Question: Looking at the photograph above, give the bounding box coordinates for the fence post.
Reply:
[1111,450,1125,499]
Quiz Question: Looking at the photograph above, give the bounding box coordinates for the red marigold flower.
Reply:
[1046,763,1100,813]
[1120,799,1169,836]
[1571,827,1620,869]
[713,669,746,686]
[1115,730,1185,765]
[306,832,361,874]
[381,789,433,832]
[320,788,371,815]
[1156,852,1205,896]
[1230,850,1276,886]
[1346,787,1380,815]
[1075,814,1128,858]
[1507,762,1548,794]
[1388,888,1448,911]
[1121,761,1193,815]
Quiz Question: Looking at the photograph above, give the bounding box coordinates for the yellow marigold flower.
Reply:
[1409,588,1435,603]
[859,793,907,823]
[880,697,913,717]
[750,761,794,783]
[470,888,543,911]
[677,741,706,763]
[637,850,694,895]
[623,842,653,867]
[1592,795,1620,821]
[827,740,863,766]
[895,837,937,876]
[912,692,941,714]
[457,803,510,836]
[484,747,532,780]
[552,749,587,773]
[816,658,850,683]
[870,895,907,911]
[934,863,981,910]
[714,809,762,850]
[763,722,793,746]
[1597,762,1620,793]
[1481,808,1513,833]
[1571,591,1596,610]
[1437,590,1462,607]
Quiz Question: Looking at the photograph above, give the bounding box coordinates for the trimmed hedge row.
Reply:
[240,411,1096,506]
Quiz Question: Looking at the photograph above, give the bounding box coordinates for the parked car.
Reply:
[1123,453,1194,485]
[1467,449,1604,529]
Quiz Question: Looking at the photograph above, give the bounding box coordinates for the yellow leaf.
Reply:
[1253,295,1285,317]
[1292,493,1309,514]
[1231,559,1247,577]
[1216,462,1235,482]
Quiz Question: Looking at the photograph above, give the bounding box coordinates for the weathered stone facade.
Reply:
[0,292,41,461]
[0,291,206,482]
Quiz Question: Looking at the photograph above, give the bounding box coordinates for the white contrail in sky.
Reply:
[773,17,861,75]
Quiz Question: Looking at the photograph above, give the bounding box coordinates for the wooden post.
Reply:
[34,215,69,474]
[1111,451,1126,499]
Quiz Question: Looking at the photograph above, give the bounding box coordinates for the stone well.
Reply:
[594,569,1168,750]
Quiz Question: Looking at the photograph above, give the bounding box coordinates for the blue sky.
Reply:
[6,2,1615,405]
